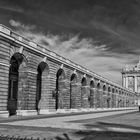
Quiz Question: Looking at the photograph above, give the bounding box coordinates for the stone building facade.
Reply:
[122,60,140,104]
[0,24,136,117]
[122,60,140,93]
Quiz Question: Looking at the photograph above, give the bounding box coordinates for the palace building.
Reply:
[122,60,140,105]
[122,60,140,93]
[0,24,137,117]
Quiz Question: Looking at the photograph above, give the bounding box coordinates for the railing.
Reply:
[0,135,47,140]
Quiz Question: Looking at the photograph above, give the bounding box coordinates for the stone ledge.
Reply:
[16,110,38,116]
[39,109,56,114]
[0,111,9,118]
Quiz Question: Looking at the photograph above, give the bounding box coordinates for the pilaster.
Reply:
[134,76,137,92]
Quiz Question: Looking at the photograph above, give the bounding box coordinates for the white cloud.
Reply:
[9,19,36,31]
[0,6,23,13]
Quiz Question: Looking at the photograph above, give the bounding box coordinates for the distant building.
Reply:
[122,60,140,105]
[122,60,140,93]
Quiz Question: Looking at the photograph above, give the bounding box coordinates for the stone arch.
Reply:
[122,91,125,107]
[111,88,115,108]
[8,52,28,115]
[70,73,78,108]
[102,84,107,108]
[36,61,49,111]
[103,85,106,91]
[81,77,87,86]
[119,90,121,95]
[97,82,101,89]
[118,90,121,107]
[90,80,95,88]
[108,86,111,92]
[89,80,95,108]
[112,88,115,93]
[96,82,101,108]
[115,89,119,107]
[70,73,77,84]
[81,76,88,108]
[107,86,111,108]
[56,68,66,110]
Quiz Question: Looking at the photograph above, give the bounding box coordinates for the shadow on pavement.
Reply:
[84,121,140,131]
[0,122,140,140]
[74,122,140,140]
[49,122,140,140]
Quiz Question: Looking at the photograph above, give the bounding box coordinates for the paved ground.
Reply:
[0,109,140,140]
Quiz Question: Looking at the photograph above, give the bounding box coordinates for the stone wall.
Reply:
[0,25,136,116]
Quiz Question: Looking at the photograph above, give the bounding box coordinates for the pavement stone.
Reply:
[1,109,138,130]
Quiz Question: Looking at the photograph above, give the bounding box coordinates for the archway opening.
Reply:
[96,83,101,108]
[8,53,25,115]
[90,81,95,108]
[108,87,111,92]
[71,74,77,84]
[81,77,87,86]
[112,88,115,108]
[107,87,111,108]
[81,77,87,108]
[103,85,106,108]
[103,85,106,92]
[36,62,49,111]
[97,83,100,89]
[70,73,77,108]
[56,68,65,110]
[90,81,94,88]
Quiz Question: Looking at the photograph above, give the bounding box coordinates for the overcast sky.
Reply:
[0,0,140,84]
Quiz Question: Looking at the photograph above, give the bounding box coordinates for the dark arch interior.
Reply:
[8,53,25,115]
[56,69,65,80]
[71,73,77,83]
[97,83,100,89]
[90,81,94,88]
[56,68,65,110]
[103,85,106,91]
[108,87,111,92]
[81,77,87,86]
[70,73,77,108]
[37,62,48,74]
[112,88,115,93]
[36,62,49,111]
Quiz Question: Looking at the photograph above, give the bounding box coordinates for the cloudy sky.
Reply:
[0,0,140,84]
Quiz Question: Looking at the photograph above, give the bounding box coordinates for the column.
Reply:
[0,39,11,117]
[123,76,126,87]
[134,76,137,92]
[125,76,128,88]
